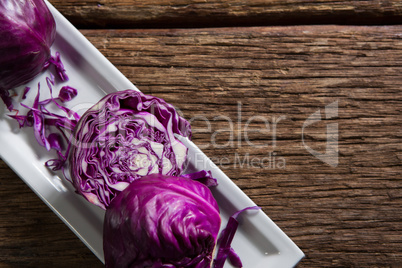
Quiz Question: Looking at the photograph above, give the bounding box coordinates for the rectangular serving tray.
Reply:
[0,2,304,267]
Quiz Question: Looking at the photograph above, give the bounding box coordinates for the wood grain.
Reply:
[48,0,402,28]
[0,160,103,268]
[0,23,401,268]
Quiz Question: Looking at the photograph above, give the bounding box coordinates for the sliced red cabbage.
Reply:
[58,86,78,102]
[22,87,31,100]
[46,51,69,82]
[9,79,79,171]
[181,170,218,187]
[214,206,261,268]
[68,90,192,209]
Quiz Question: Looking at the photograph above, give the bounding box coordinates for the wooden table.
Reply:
[1,1,401,267]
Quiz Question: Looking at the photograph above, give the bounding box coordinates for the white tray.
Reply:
[0,2,304,267]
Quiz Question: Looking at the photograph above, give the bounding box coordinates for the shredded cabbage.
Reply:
[9,76,79,170]
[214,206,261,268]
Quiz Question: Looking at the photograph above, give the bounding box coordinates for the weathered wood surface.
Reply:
[86,26,402,266]
[48,0,402,28]
[0,159,103,267]
[1,25,401,267]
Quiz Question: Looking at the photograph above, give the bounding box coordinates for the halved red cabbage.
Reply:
[214,206,261,268]
[103,174,221,268]
[69,90,192,209]
[0,0,56,110]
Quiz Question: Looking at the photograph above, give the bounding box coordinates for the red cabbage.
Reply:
[9,78,79,171]
[0,0,56,110]
[46,51,69,82]
[58,85,78,102]
[69,90,192,209]
[181,170,218,188]
[214,206,261,268]
[22,86,31,99]
[103,174,221,268]
[8,70,253,266]
[10,81,254,266]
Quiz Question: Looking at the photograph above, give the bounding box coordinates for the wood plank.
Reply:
[48,0,402,28]
[69,25,402,267]
[0,160,103,267]
[0,25,401,267]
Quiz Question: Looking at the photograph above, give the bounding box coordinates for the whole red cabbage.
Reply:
[103,174,221,268]
[0,0,56,110]
[69,90,191,209]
